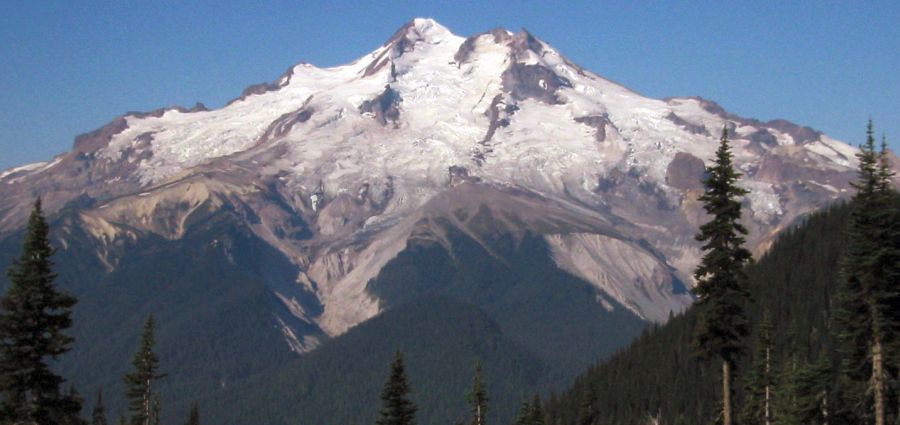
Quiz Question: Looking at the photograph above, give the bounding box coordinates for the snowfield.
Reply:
[0,18,871,351]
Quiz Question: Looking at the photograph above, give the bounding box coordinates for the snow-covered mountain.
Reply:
[0,18,865,352]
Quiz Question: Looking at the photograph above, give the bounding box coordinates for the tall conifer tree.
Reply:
[59,387,85,425]
[467,363,488,425]
[774,353,829,425]
[775,353,802,425]
[124,315,165,425]
[376,351,416,425]
[877,135,894,192]
[0,199,82,425]
[835,121,900,425]
[576,386,600,425]
[875,135,900,342]
[693,128,753,425]
[527,395,545,425]
[513,400,532,425]
[742,312,775,425]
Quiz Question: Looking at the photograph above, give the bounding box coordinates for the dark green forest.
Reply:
[544,192,899,424]
[214,225,649,425]
[540,126,900,425]
[0,199,647,425]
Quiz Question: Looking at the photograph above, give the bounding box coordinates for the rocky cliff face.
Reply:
[0,18,875,352]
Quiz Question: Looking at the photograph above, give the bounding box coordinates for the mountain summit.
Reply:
[0,18,874,424]
[0,17,862,330]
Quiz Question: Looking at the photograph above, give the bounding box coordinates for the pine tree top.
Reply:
[851,120,881,198]
[692,128,752,363]
[467,362,488,425]
[836,120,900,382]
[376,351,417,425]
[0,198,81,424]
[877,134,895,192]
[124,314,166,425]
[126,315,166,383]
[467,362,489,404]
[528,395,545,425]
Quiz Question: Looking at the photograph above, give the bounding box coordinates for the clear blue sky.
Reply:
[1,1,898,170]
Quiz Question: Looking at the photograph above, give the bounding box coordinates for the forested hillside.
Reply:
[545,200,857,424]
[0,204,647,425]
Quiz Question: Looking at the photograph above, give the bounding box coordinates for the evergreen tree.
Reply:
[774,353,829,425]
[878,138,900,425]
[0,199,82,425]
[544,393,560,425]
[512,396,546,425]
[832,356,867,424]
[184,402,199,425]
[802,356,831,425]
[376,351,416,425]
[741,312,776,425]
[774,354,802,425]
[124,315,166,425]
[466,363,488,425]
[527,395,545,425]
[875,135,900,351]
[835,121,900,425]
[877,135,894,192]
[513,400,532,425]
[59,387,86,425]
[576,386,599,425]
[543,200,887,425]
[91,391,108,425]
[692,128,753,425]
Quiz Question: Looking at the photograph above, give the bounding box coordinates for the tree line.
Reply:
[694,122,900,425]
[374,350,546,425]
[542,122,900,425]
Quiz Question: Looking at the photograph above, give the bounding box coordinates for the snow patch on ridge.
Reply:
[0,157,62,183]
[742,181,784,221]
[0,161,48,180]
[99,61,371,185]
[274,315,320,354]
[805,135,857,167]
[274,292,316,325]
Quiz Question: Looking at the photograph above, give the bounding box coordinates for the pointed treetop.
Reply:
[376,350,417,425]
[878,133,895,191]
[852,120,881,197]
[468,362,489,425]
[124,314,166,425]
[528,394,545,425]
[0,196,79,424]
[692,123,752,364]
